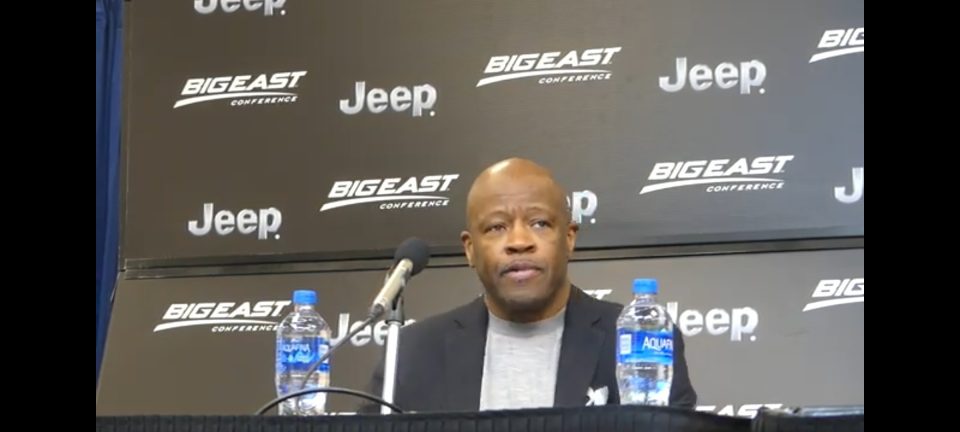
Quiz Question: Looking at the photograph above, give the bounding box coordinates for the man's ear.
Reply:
[461,230,474,268]
[566,222,579,255]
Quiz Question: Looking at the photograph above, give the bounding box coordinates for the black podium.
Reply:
[96,405,863,432]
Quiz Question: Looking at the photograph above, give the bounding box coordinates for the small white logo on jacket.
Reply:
[585,386,609,406]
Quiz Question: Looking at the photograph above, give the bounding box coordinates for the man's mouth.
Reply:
[501,261,543,282]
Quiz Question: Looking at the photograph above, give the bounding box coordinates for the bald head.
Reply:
[465,158,570,230]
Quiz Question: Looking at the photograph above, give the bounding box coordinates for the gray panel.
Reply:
[97,248,863,416]
[121,0,864,264]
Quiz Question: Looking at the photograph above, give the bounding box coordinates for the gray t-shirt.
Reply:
[478,308,566,411]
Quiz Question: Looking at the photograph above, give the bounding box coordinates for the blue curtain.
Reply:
[96,0,123,383]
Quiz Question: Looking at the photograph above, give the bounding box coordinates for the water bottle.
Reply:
[275,289,331,415]
[616,278,674,406]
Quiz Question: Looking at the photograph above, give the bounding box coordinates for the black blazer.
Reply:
[363,286,697,412]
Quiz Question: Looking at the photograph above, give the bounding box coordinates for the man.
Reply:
[364,158,696,412]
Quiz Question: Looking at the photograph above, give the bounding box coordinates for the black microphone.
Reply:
[293,238,429,392]
[368,237,430,319]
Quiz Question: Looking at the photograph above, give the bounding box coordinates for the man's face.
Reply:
[461,176,578,315]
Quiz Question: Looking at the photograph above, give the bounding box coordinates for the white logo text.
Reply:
[155,300,291,332]
[194,0,286,16]
[477,47,622,87]
[187,203,282,240]
[803,278,863,312]
[834,167,863,204]
[660,58,766,94]
[332,313,416,347]
[810,28,863,63]
[568,190,598,225]
[667,302,759,342]
[640,156,793,194]
[175,71,306,108]
[339,82,437,117]
[320,175,460,212]
[697,404,784,418]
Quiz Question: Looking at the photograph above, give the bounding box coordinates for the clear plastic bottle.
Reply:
[616,278,674,406]
[275,289,330,415]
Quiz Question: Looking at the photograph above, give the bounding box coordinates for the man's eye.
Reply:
[532,220,550,228]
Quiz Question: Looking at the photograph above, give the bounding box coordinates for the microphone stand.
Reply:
[380,275,405,415]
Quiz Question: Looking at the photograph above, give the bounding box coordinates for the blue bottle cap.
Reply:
[292,289,317,305]
[632,278,658,295]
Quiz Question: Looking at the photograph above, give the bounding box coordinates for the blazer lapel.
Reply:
[554,287,605,407]
[444,297,488,411]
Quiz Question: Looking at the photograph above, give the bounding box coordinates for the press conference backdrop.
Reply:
[96,248,864,415]
[120,0,864,266]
